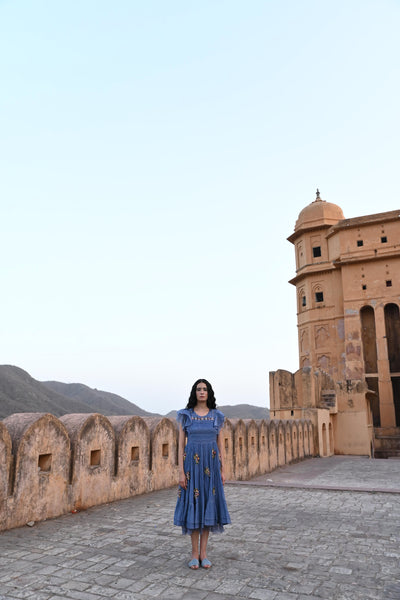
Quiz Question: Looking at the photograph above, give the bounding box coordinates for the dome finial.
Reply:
[316,188,321,200]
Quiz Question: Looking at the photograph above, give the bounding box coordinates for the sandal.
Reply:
[200,558,212,569]
[188,558,199,569]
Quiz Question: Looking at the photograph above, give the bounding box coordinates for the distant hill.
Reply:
[218,404,269,420]
[0,365,94,419]
[0,365,268,421]
[167,404,269,420]
[0,365,157,419]
[43,381,155,418]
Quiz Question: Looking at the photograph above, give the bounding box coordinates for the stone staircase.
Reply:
[374,427,400,458]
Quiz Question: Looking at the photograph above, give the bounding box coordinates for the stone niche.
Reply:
[284,421,293,465]
[60,413,115,510]
[297,421,305,459]
[245,419,260,479]
[268,420,278,471]
[303,420,310,456]
[308,421,315,455]
[290,420,299,461]
[109,415,151,498]
[277,421,286,467]
[220,419,234,481]
[258,420,270,474]
[144,417,179,491]
[3,413,70,529]
[230,419,247,481]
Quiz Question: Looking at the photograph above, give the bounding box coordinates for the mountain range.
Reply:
[0,365,154,419]
[0,365,269,420]
[166,404,269,420]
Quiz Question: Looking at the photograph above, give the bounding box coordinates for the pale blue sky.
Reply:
[1,0,399,414]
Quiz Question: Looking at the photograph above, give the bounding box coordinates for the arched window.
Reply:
[297,242,305,269]
[361,305,380,426]
[300,329,309,353]
[384,304,400,373]
[384,303,400,427]
[313,283,324,305]
[298,287,306,312]
[360,306,377,373]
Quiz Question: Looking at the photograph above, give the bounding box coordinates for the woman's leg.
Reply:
[199,529,210,564]
[190,530,200,560]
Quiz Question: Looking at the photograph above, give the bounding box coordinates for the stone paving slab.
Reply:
[238,455,400,494]
[1,457,400,600]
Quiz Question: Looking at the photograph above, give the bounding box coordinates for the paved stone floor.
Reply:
[1,456,400,600]
[244,454,400,494]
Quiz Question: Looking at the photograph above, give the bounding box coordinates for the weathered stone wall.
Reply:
[0,412,314,531]
[0,422,12,531]
[270,367,373,456]
[3,413,71,530]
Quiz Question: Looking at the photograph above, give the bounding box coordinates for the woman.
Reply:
[174,379,231,569]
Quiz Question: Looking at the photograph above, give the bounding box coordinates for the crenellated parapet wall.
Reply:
[269,367,373,456]
[0,413,314,532]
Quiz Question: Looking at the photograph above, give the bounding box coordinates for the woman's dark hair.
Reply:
[186,379,217,410]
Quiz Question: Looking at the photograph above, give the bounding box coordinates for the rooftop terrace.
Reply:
[1,456,400,600]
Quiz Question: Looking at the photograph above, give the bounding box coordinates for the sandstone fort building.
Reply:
[270,191,400,458]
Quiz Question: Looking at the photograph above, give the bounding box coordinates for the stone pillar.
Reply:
[375,304,396,427]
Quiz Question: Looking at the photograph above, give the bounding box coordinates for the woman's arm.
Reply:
[217,430,226,485]
[178,424,187,489]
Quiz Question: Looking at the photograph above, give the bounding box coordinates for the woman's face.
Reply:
[196,382,208,403]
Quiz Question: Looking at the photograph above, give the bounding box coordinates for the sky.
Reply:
[1,0,399,415]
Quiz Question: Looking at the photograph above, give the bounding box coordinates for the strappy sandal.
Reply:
[200,558,212,569]
[188,558,199,569]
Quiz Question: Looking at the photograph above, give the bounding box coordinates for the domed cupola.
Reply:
[294,189,344,233]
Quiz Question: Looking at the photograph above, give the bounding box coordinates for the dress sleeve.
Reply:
[176,409,192,432]
[213,409,225,433]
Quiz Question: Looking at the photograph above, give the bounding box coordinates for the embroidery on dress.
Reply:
[191,410,214,422]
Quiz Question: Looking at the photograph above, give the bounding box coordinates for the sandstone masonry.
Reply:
[0,412,313,532]
[271,192,400,458]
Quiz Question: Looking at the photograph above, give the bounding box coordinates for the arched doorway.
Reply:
[322,423,327,456]
[361,305,380,426]
[329,422,334,455]
[384,303,400,426]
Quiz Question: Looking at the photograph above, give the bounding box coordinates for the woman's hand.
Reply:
[177,425,187,490]
[220,467,225,485]
[179,470,187,490]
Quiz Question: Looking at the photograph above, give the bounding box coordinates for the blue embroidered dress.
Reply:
[174,408,231,535]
